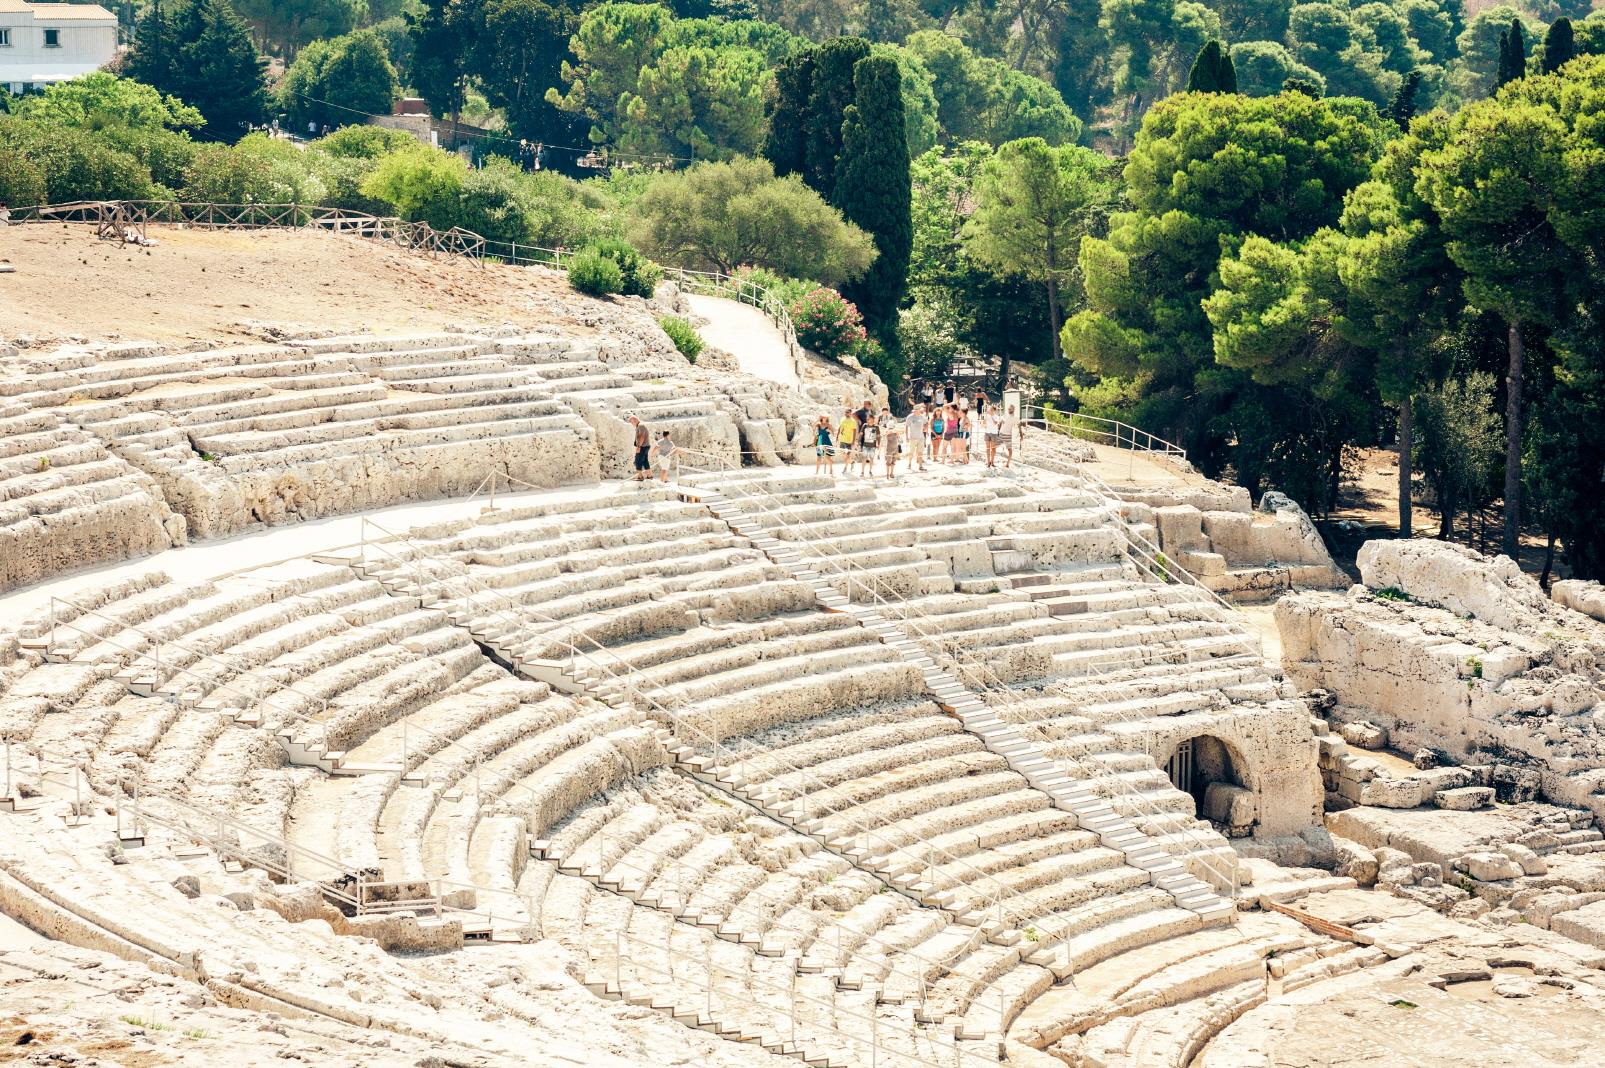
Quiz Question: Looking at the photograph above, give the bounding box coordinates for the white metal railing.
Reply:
[674,459,1245,899]
[12,745,1001,1066]
[1023,404,1187,460]
[1022,427,1251,629]
[6,741,1000,1067]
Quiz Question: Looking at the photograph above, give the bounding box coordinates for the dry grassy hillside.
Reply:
[0,225,604,346]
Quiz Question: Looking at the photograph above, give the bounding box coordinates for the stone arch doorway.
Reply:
[1163,734,1254,836]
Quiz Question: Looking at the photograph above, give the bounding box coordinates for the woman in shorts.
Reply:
[983,408,1004,468]
[813,415,835,477]
[941,404,960,462]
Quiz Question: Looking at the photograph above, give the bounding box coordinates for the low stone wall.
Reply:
[1143,490,1346,603]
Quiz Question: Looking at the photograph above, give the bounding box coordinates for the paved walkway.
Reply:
[686,293,798,389]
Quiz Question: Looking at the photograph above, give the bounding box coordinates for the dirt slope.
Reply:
[0,224,602,347]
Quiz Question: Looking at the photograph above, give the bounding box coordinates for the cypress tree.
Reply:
[1386,69,1421,125]
[1216,44,1236,93]
[1186,40,1236,93]
[1542,18,1575,74]
[764,51,814,180]
[803,36,870,197]
[834,53,912,343]
[125,0,180,95]
[1496,18,1525,87]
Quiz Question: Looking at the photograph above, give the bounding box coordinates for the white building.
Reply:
[0,1,118,96]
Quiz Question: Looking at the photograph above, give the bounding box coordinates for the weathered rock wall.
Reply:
[0,403,185,592]
[1144,490,1346,602]
[1278,541,1605,822]
[1554,579,1605,624]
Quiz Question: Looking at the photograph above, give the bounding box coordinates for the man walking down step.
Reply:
[628,416,651,482]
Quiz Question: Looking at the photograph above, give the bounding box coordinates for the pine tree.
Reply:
[764,50,813,180]
[1386,69,1421,125]
[1542,18,1575,75]
[834,53,912,343]
[1495,18,1525,88]
[125,0,267,140]
[803,36,870,196]
[1186,40,1236,93]
[410,0,470,143]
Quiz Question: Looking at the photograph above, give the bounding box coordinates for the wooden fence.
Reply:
[12,200,799,352]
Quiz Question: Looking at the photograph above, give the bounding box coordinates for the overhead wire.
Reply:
[279,88,698,167]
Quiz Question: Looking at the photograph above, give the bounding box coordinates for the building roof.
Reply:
[0,1,118,21]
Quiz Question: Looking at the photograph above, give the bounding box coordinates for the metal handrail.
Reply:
[1024,424,1251,628]
[1023,404,1187,459]
[353,515,1020,983]
[677,463,1245,898]
[674,458,1244,900]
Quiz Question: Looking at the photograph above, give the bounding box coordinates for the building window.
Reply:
[0,29,11,46]
[43,28,61,47]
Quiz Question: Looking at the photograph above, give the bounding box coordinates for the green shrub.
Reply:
[313,124,417,160]
[585,237,662,298]
[181,134,325,215]
[659,316,703,361]
[731,265,817,308]
[569,248,625,296]
[0,115,154,204]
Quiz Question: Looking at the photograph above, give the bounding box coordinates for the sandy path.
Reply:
[686,293,798,388]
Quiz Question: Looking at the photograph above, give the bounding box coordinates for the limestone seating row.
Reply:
[0,403,182,593]
[4,335,609,540]
[687,699,1209,969]
[541,850,1019,1066]
[535,763,1054,1052]
[696,483,1243,900]
[0,811,704,1061]
[548,874,870,1067]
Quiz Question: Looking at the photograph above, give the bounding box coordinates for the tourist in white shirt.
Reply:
[1000,405,1019,469]
[904,404,929,472]
[983,409,1004,468]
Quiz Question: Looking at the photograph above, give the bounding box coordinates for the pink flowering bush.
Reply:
[789,287,867,363]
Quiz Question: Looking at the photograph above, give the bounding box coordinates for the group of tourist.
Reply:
[624,385,1018,485]
[813,394,1017,480]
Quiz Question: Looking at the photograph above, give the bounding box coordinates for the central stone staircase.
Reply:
[681,480,1237,939]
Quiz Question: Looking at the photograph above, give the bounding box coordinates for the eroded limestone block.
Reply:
[1549,899,1605,948]
[1358,539,1556,633]
[1457,851,1522,882]
[1332,836,1379,887]
[1553,579,1605,623]
[1203,782,1258,836]
[1498,842,1548,876]
[1338,720,1387,749]
[1435,786,1494,811]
